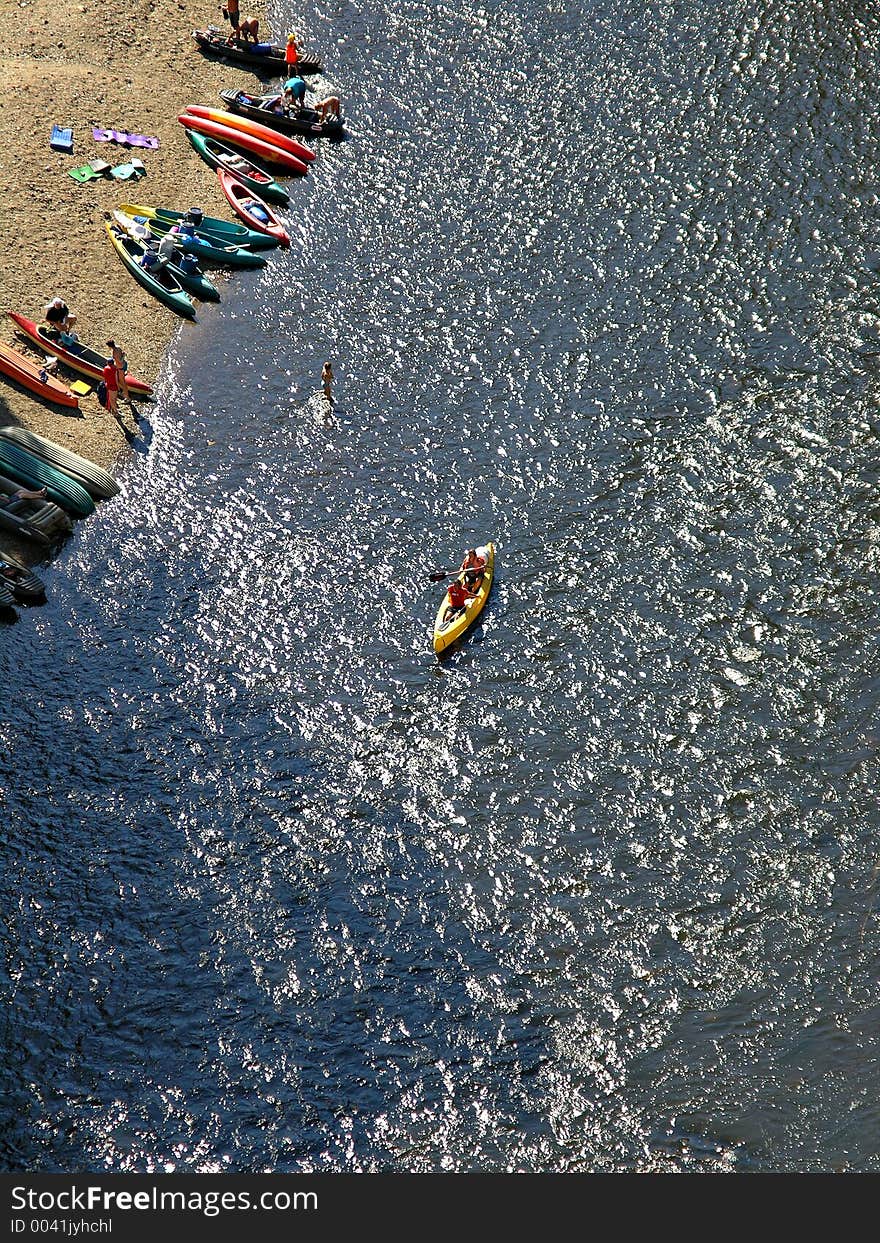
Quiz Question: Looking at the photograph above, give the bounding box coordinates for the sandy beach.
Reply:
[0,0,275,472]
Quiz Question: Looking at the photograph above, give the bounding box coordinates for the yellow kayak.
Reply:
[433,542,495,655]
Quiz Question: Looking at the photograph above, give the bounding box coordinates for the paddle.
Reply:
[427,567,484,582]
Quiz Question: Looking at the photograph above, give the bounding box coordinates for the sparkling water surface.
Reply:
[3,0,880,1172]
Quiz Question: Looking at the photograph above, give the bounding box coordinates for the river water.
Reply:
[3,0,880,1172]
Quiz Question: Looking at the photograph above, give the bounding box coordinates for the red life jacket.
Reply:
[448,581,469,608]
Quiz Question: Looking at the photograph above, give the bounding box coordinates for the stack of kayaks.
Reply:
[185,130,290,204]
[104,220,196,320]
[0,341,79,409]
[433,543,496,655]
[115,208,267,270]
[217,171,290,246]
[119,201,278,251]
[111,211,221,302]
[8,313,153,396]
[0,472,73,545]
[191,27,324,75]
[178,107,312,174]
[219,88,345,139]
[0,438,95,516]
[0,429,120,500]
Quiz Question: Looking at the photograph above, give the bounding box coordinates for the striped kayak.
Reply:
[0,341,78,409]
[110,211,221,302]
[184,104,315,163]
[191,27,323,75]
[7,313,153,396]
[0,428,120,500]
[185,129,290,205]
[119,200,278,251]
[433,542,495,655]
[0,440,95,517]
[105,221,196,320]
[0,472,73,543]
[219,88,345,140]
[178,113,308,176]
[117,210,266,270]
[0,550,46,601]
[217,171,290,247]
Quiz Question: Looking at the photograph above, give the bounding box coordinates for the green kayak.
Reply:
[119,201,279,250]
[105,221,196,320]
[185,130,290,206]
[116,209,266,270]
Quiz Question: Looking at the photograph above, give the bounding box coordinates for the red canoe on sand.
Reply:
[184,104,315,163]
[217,170,290,247]
[8,313,153,396]
[177,114,308,175]
[0,340,79,409]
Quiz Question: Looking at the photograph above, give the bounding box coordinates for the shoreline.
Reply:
[0,0,277,474]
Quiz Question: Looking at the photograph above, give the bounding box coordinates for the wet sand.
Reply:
[0,0,275,472]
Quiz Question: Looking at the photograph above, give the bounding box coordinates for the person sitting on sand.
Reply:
[442,577,478,624]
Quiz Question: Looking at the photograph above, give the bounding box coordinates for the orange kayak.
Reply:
[8,313,153,396]
[183,104,315,163]
[0,341,79,409]
[177,114,308,175]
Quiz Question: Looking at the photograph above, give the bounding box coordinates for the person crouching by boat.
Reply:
[443,578,478,623]
[106,339,129,402]
[44,296,75,334]
[460,548,486,591]
[314,96,341,121]
[282,75,307,112]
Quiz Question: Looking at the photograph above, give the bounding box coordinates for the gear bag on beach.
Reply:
[96,379,108,409]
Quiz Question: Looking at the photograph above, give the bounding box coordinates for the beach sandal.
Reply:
[68,163,99,183]
[67,159,110,183]
[110,162,136,180]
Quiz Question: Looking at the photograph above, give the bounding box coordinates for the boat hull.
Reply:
[0,428,120,499]
[184,104,314,162]
[219,88,345,140]
[192,28,323,75]
[217,170,290,246]
[104,221,197,319]
[7,313,153,396]
[0,342,79,409]
[433,543,495,654]
[185,129,290,204]
[179,113,309,175]
[0,441,95,517]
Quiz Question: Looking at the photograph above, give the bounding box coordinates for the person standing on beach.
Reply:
[321,360,334,402]
[102,356,120,418]
[222,0,240,40]
[106,339,129,402]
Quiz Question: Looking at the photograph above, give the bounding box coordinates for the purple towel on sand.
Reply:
[92,127,160,148]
